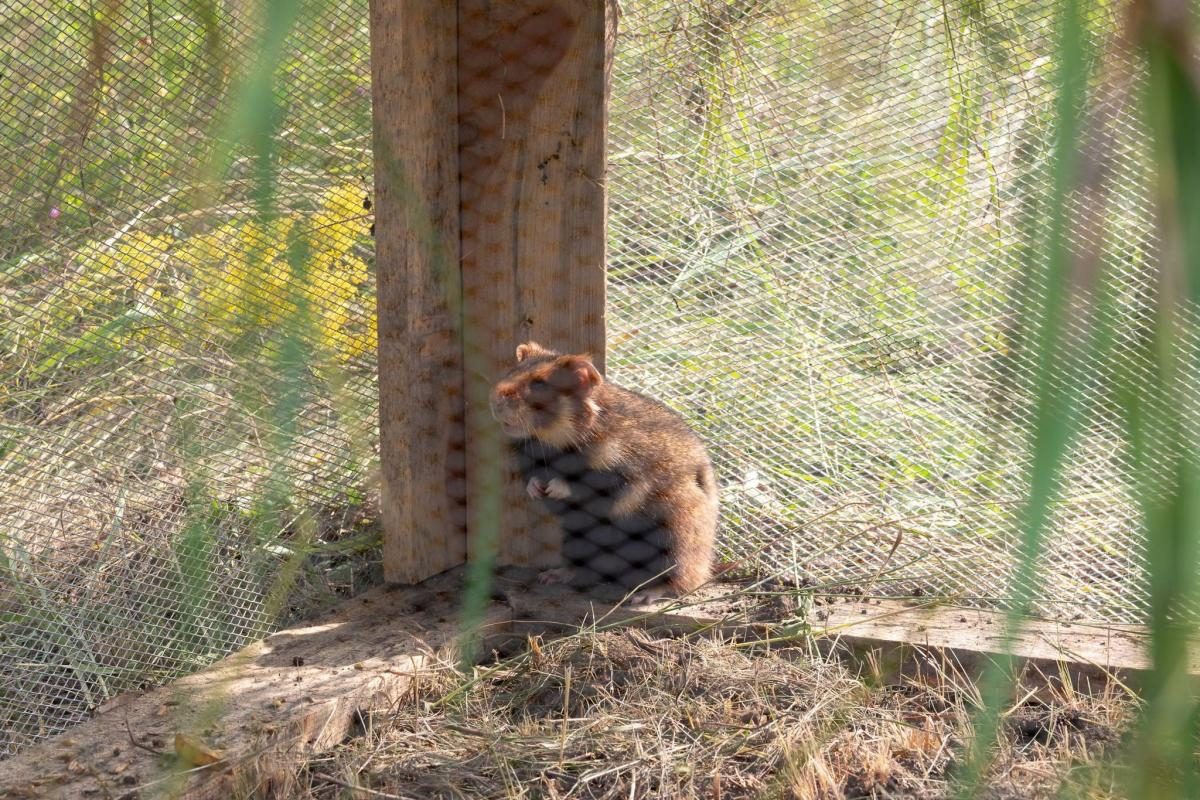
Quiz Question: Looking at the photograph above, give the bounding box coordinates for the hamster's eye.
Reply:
[529,378,548,391]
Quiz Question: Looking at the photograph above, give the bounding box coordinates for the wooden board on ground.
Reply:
[493,574,1194,692]
[2,568,1192,799]
[807,595,1187,689]
[0,570,512,800]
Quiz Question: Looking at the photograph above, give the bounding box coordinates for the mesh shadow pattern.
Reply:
[490,341,717,598]
[512,439,674,592]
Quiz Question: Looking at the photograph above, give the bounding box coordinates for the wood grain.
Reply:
[458,0,616,568]
[371,0,467,583]
[809,597,1180,691]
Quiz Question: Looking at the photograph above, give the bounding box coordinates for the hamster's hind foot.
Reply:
[537,566,576,585]
[626,585,674,607]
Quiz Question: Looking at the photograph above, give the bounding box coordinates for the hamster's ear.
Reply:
[515,341,545,362]
[555,354,603,392]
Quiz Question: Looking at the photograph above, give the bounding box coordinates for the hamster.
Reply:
[489,341,719,601]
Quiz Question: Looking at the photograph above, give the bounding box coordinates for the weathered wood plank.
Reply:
[494,577,1194,692]
[4,568,1192,799]
[372,0,467,583]
[808,597,1189,691]
[458,0,616,568]
[0,571,512,800]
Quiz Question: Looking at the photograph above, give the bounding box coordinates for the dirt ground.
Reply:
[245,625,1135,800]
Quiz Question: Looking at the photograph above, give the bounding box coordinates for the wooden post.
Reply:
[458,0,615,567]
[371,0,467,583]
[372,0,613,581]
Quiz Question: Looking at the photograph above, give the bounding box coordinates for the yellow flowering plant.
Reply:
[19,181,375,379]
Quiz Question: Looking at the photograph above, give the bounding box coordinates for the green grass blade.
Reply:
[1120,13,1200,796]
[952,0,1094,793]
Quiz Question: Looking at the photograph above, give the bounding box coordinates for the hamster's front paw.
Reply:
[537,567,576,585]
[526,476,571,500]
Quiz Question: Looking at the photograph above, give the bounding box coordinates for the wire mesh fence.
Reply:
[606,0,1156,624]
[1,0,379,756]
[0,0,1161,762]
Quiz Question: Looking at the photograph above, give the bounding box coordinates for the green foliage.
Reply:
[5,2,1200,791]
[5,182,373,381]
[0,0,378,753]
[1120,17,1200,797]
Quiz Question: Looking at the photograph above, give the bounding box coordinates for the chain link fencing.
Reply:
[605,0,1155,623]
[0,0,1158,761]
[1,0,379,756]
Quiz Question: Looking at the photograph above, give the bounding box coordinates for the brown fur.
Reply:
[490,341,719,595]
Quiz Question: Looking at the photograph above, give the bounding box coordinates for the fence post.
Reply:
[371,0,466,583]
[372,0,614,581]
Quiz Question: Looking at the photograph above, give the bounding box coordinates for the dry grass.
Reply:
[236,628,1135,800]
